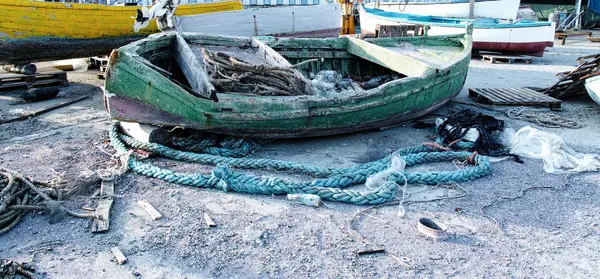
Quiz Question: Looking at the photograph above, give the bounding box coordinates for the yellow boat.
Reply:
[0,0,243,64]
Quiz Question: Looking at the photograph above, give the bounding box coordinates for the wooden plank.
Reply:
[92,179,114,233]
[174,34,217,101]
[346,36,433,77]
[204,212,216,228]
[137,200,162,220]
[119,121,170,144]
[110,247,127,265]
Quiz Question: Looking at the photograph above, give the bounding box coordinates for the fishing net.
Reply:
[435,109,510,157]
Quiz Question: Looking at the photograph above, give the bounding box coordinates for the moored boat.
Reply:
[0,0,243,65]
[103,29,473,138]
[359,5,555,57]
[362,0,520,20]
[585,75,600,106]
[171,1,342,37]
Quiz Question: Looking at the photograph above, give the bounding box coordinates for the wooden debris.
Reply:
[0,96,89,125]
[2,64,37,75]
[137,200,162,220]
[92,179,115,233]
[357,247,386,255]
[110,247,127,264]
[203,212,216,228]
[555,31,592,45]
[119,121,170,144]
[480,53,533,64]
[0,69,67,91]
[0,131,60,143]
[52,64,75,71]
[469,88,562,110]
[542,54,600,99]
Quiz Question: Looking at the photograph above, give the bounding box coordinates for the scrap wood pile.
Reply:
[0,169,95,235]
[542,53,600,99]
[201,48,315,96]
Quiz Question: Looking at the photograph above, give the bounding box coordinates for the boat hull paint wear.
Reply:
[359,6,554,57]
[103,31,473,138]
[0,0,243,64]
[174,3,342,38]
[363,0,520,20]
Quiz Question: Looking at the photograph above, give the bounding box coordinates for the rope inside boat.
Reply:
[109,122,491,205]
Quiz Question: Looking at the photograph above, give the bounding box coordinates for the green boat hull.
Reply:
[104,30,472,138]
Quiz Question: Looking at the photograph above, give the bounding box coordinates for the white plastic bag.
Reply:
[507,126,600,173]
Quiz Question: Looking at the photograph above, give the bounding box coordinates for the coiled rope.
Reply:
[110,122,491,205]
[506,108,584,129]
[0,169,96,235]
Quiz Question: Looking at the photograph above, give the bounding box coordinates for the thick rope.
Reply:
[0,169,96,235]
[110,122,491,205]
[506,108,584,129]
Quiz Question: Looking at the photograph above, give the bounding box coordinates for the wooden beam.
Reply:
[174,34,217,101]
[346,37,433,77]
[119,121,170,144]
[110,247,128,264]
[137,200,163,220]
[92,179,114,233]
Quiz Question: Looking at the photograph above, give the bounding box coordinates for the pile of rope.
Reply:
[201,48,315,96]
[0,259,36,279]
[0,169,96,235]
[110,122,491,205]
[506,108,584,129]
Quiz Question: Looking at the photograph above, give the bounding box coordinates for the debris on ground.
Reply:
[0,168,96,235]
[110,247,128,265]
[0,259,36,279]
[286,194,321,207]
[417,217,448,241]
[2,64,37,75]
[203,212,216,228]
[506,107,584,128]
[137,200,162,221]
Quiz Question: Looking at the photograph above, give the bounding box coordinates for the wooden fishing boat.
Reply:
[360,5,555,57]
[103,28,472,138]
[585,75,600,106]
[362,0,520,20]
[170,2,342,37]
[0,0,243,65]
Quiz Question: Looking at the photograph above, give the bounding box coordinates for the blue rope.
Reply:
[110,122,490,205]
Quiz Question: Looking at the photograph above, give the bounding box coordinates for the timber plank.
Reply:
[92,180,114,233]
[469,88,561,110]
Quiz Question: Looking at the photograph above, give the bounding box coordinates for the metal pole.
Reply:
[574,0,582,29]
[469,0,475,19]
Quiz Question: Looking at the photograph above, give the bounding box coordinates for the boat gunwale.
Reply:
[361,4,553,29]
[114,31,472,108]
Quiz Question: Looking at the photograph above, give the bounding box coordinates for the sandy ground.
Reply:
[1,32,600,279]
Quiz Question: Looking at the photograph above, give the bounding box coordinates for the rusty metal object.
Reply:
[417,218,448,241]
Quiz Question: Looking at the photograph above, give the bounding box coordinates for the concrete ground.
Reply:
[1,32,599,279]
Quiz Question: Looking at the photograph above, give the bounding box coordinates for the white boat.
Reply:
[363,0,520,20]
[359,5,555,57]
[585,75,600,106]
[173,1,342,37]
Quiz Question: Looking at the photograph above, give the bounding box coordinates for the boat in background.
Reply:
[173,1,342,37]
[359,5,555,57]
[363,0,520,20]
[104,29,472,138]
[585,75,600,106]
[0,0,243,65]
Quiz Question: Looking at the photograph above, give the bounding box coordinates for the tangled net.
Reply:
[0,259,36,279]
[201,48,315,96]
[0,169,96,235]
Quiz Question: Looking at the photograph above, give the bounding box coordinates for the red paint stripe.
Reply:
[473,41,553,57]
